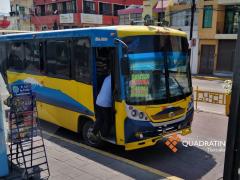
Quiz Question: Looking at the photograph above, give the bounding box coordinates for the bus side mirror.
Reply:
[121,57,130,75]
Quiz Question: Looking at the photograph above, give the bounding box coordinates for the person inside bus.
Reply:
[91,73,112,139]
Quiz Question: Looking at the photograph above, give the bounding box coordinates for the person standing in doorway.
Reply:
[91,74,112,138]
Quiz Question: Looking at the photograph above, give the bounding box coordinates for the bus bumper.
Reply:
[125,127,192,151]
[125,136,162,151]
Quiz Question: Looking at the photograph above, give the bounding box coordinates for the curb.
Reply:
[192,76,230,81]
[194,109,226,116]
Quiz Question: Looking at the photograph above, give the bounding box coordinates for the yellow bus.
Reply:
[0,26,194,150]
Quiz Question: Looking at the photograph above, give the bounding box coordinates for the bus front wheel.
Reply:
[82,121,102,147]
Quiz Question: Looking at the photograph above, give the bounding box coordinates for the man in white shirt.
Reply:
[92,74,112,137]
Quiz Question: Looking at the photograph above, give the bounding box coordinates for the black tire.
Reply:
[82,121,102,147]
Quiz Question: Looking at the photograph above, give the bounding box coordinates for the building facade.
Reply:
[118,0,199,74]
[169,0,199,74]
[118,0,170,25]
[118,5,143,25]
[8,0,34,31]
[198,0,240,76]
[31,0,142,31]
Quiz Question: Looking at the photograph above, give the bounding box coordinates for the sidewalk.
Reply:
[3,131,179,180]
[192,75,231,82]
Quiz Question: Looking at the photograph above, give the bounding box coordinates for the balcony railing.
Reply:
[35,9,76,16]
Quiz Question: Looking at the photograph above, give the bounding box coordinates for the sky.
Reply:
[0,0,10,15]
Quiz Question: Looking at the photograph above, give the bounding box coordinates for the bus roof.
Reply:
[0,30,31,35]
[0,25,187,41]
[113,25,187,38]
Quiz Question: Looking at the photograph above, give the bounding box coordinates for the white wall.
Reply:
[171,25,199,74]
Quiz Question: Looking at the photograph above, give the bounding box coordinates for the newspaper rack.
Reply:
[7,83,50,179]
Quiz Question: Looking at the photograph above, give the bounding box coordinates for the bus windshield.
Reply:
[123,35,192,105]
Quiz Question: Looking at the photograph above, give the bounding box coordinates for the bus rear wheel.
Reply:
[82,121,102,147]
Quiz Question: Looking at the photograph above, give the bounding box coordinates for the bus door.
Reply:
[94,46,118,141]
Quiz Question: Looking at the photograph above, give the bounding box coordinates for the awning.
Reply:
[153,0,168,13]
[118,5,143,15]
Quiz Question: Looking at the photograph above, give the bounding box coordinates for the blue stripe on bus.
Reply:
[128,52,187,71]
[11,81,94,116]
[0,28,117,47]
[128,52,164,61]
[128,52,187,61]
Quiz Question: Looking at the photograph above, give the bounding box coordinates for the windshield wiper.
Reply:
[170,76,186,98]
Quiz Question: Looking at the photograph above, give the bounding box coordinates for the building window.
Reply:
[72,38,91,83]
[203,5,213,28]
[119,14,130,25]
[58,3,63,14]
[52,3,58,14]
[72,0,76,13]
[46,40,70,79]
[224,5,240,34]
[62,2,67,14]
[46,4,52,15]
[19,6,25,16]
[66,2,73,13]
[171,11,185,26]
[40,5,45,16]
[83,0,95,14]
[130,13,142,23]
[113,4,125,16]
[99,2,112,15]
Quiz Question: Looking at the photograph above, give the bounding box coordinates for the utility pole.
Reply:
[223,21,240,180]
[190,0,196,40]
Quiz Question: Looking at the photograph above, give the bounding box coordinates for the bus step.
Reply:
[101,136,116,144]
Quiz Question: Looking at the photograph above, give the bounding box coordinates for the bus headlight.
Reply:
[131,110,137,117]
[139,112,144,119]
[126,105,149,121]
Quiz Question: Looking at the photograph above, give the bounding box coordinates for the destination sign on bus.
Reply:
[130,73,150,98]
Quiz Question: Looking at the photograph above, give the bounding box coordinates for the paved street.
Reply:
[39,111,228,180]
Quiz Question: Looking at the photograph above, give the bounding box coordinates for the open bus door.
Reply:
[94,46,118,143]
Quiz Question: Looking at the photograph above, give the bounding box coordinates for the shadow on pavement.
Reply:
[43,132,162,179]
[40,120,217,180]
[118,142,217,180]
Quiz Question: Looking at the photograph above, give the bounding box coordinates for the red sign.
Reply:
[0,17,10,28]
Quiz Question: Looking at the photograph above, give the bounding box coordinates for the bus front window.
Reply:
[167,36,191,98]
[123,35,192,105]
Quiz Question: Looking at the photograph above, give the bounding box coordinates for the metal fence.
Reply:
[194,86,228,114]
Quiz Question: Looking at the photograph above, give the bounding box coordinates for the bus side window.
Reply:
[46,40,70,79]
[24,41,41,74]
[72,38,91,84]
[8,42,25,71]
